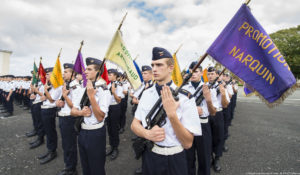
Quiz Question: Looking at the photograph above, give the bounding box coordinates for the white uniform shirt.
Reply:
[215,83,230,109]
[33,82,44,103]
[42,86,62,108]
[108,82,124,105]
[73,79,112,125]
[135,82,202,147]
[133,80,153,99]
[58,80,82,116]
[183,81,218,118]
[227,83,234,96]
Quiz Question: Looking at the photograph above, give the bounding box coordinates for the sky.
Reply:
[0,0,299,76]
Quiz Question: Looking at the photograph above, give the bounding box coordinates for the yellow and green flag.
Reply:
[50,54,64,88]
[105,30,142,90]
[172,53,183,86]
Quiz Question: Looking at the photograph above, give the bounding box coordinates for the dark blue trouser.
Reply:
[209,111,224,158]
[107,104,121,148]
[30,100,38,131]
[32,102,45,138]
[223,107,230,141]
[143,149,188,175]
[78,126,106,175]
[230,93,237,123]
[6,92,14,114]
[120,95,128,129]
[186,121,212,175]
[59,116,78,171]
[41,107,57,152]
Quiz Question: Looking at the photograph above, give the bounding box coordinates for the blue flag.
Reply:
[133,60,143,82]
[207,4,296,107]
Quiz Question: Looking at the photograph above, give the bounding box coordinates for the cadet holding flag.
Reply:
[38,50,63,164]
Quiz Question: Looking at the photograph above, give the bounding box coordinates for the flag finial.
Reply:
[245,0,251,5]
[79,40,84,52]
[118,12,128,30]
[58,48,62,57]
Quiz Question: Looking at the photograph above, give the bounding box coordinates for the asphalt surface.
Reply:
[0,88,299,175]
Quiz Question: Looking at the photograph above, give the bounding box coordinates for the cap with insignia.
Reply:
[86,57,102,66]
[107,69,118,75]
[142,65,152,72]
[152,47,172,60]
[45,67,53,73]
[207,66,216,72]
[63,63,74,69]
[189,61,202,70]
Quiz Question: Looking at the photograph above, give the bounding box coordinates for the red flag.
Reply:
[38,62,46,85]
[101,63,110,85]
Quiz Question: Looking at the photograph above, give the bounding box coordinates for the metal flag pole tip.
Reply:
[118,12,128,30]
[245,0,251,5]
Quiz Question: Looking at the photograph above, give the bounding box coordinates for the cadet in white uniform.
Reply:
[106,68,124,160]
[119,73,129,134]
[131,47,202,175]
[38,67,62,164]
[71,57,111,175]
[183,63,218,175]
[56,63,80,175]
[207,67,230,173]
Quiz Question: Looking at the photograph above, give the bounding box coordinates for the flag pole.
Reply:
[118,12,128,31]
[134,54,139,61]
[174,44,183,55]
[97,12,128,82]
[245,0,251,5]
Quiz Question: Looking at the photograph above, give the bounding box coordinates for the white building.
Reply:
[0,49,12,75]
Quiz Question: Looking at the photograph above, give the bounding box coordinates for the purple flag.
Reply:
[73,51,87,87]
[243,83,254,96]
[207,4,296,106]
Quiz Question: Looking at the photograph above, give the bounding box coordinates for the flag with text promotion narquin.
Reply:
[50,56,64,88]
[105,30,142,90]
[171,53,183,86]
[206,4,296,107]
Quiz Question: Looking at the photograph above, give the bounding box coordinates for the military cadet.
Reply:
[131,65,154,175]
[230,79,239,124]
[222,73,233,152]
[29,78,46,148]
[0,75,15,118]
[22,76,31,110]
[71,57,111,175]
[54,63,80,175]
[183,63,218,175]
[207,67,230,173]
[119,73,130,134]
[131,47,202,175]
[106,68,124,160]
[38,67,62,164]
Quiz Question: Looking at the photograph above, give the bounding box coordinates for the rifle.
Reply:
[194,68,226,106]
[74,58,106,133]
[132,53,208,159]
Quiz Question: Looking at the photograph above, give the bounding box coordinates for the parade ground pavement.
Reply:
[1,88,299,175]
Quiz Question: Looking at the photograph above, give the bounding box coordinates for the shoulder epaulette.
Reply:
[178,89,193,99]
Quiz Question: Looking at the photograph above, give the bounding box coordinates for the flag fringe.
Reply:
[257,83,298,108]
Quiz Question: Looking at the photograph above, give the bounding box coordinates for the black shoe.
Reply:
[57,168,77,175]
[26,130,37,137]
[135,167,142,175]
[110,148,118,160]
[38,151,50,160]
[106,147,113,156]
[223,145,229,152]
[119,128,125,134]
[40,151,57,164]
[1,112,13,118]
[30,139,44,149]
[213,158,221,173]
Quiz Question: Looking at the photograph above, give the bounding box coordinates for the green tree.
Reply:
[270,25,300,79]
